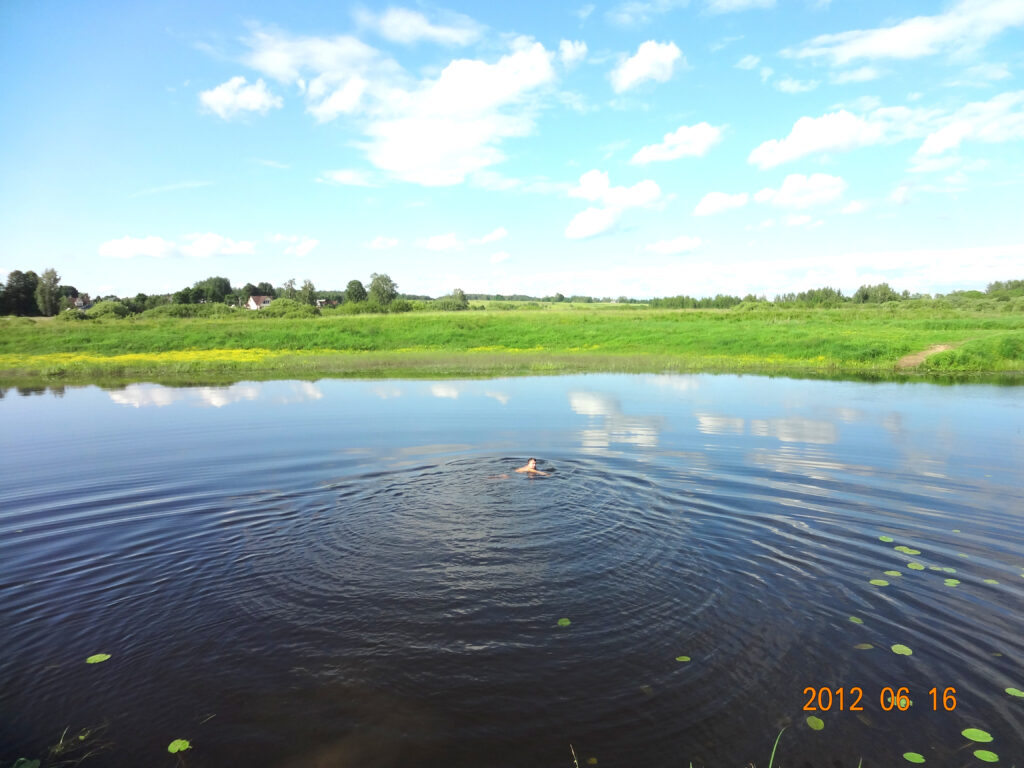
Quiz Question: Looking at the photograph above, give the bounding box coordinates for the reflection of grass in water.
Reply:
[7,723,113,768]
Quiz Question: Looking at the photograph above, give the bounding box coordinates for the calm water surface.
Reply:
[1,374,1022,767]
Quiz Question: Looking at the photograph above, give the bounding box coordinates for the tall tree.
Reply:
[281,278,297,300]
[4,270,40,315]
[299,279,316,305]
[34,268,61,316]
[369,273,398,306]
[345,279,367,303]
[193,276,232,303]
[256,282,276,297]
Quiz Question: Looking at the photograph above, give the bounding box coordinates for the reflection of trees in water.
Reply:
[16,386,47,396]
[569,391,661,453]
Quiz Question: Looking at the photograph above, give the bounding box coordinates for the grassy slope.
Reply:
[1,302,1022,383]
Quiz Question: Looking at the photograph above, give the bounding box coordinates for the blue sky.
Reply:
[1,0,1022,299]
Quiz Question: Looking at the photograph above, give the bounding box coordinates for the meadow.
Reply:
[1,299,1023,385]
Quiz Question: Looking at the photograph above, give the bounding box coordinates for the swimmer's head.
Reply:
[527,457,537,468]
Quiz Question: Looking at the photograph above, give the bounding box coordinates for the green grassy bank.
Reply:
[2,302,1023,384]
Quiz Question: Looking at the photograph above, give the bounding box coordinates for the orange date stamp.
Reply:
[803,686,958,712]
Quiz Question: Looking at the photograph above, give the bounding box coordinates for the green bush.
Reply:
[142,303,235,319]
[86,300,130,319]
[55,308,88,321]
[257,298,320,318]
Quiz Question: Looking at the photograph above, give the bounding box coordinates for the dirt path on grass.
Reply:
[897,343,959,369]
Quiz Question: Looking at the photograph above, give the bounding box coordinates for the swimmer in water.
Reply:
[515,457,550,476]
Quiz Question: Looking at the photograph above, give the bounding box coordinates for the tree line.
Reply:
[3,267,1023,318]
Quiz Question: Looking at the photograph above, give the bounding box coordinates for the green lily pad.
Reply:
[85,654,110,664]
[854,643,874,650]
[908,562,925,570]
[879,536,894,542]
[894,546,921,555]
[892,644,913,656]
[958,553,969,558]
[849,616,864,624]
[952,529,961,533]
[869,579,889,586]
[903,753,925,764]
[961,728,993,743]
[806,715,824,731]
[944,578,960,587]
[12,760,41,768]
[1005,687,1024,697]
[983,579,999,584]
[557,618,571,627]
[884,570,902,577]
[941,567,956,573]
[973,750,999,763]
[167,739,191,754]
[675,655,691,662]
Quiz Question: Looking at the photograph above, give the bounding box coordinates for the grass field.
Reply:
[1,301,1023,385]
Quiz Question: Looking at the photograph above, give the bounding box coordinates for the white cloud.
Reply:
[353,7,482,46]
[783,0,1024,66]
[645,236,702,254]
[422,233,460,251]
[369,236,399,249]
[199,76,282,120]
[736,54,760,69]
[560,40,588,66]
[748,106,935,168]
[889,185,911,204]
[775,77,818,93]
[606,0,687,26]
[610,41,683,93]
[473,227,509,245]
[760,66,774,82]
[490,250,511,264]
[784,214,813,227]
[694,191,748,216]
[180,233,256,259]
[841,200,867,214]
[307,75,368,121]
[915,90,1024,156]
[273,234,319,256]
[576,4,596,20]
[630,122,723,164]
[98,236,177,259]
[565,170,662,239]
[831,66,882,84]
[754,173,847,208]
[909,154,962,173]
[706,0,775,13]
[320,169,375,186]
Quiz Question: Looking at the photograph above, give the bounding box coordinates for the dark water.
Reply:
[1,375,1022,767]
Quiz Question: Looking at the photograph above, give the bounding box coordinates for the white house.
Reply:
[246,295,273,310]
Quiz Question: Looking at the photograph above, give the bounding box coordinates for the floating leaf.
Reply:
[854,643,874,650]
[167,739,191,754]
[12,760,41,768]
[983,579,999,584]
[903,753,925,764]
[587,759,598,766]
[908,562,925,571]
[1005,687,1024,698]
[557,618,571,627]
[85,654,110,664]
[961,728,993,743]
[806,716,824,731]
[849,616,864,624]
[952,529,961,533]
[675,655,691,662]
[941,567,957,574]
[892,644,913,656]
[879,536,894,542]
[958,553,969,558]
[870,579,889,586]
[894,546,921,555]
[973,751,999,763]
[884,570,902,577]
[944,578,960,587]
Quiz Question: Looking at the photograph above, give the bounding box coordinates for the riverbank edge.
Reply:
[3,349,1022,388]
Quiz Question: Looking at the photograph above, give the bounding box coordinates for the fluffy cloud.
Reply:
[645,236,702,254]
[610,41,683,93]
[736,54,760,69]
[100,233,255,259]
[273,234,319,256]
[320,169,375,186]
[473,227,508,245]
[841,200,867,214]
[783,0,1024,66]
[775,77,818,93]
[747,106,935,168]
[605,0,687,26]
[706,0,775,13]
[630,122,723,164]
[915,90,1024,156]
[353,7,482,45]
[566,169,661,239]
[831,66,882,84]
[694,191,748,216]
[754,173,847,209]
[369,236,399,249]
[559,40,588,66]
[490,250,511,264]
[199,77,282,120]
